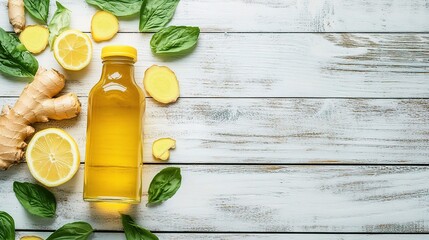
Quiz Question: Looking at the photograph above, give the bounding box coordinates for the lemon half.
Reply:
[26,128,80,187]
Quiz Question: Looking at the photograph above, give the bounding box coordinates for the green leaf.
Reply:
[121,214,159,240]
[147,167,181,205]
[86,0,143,17]
[48,1,71,48]
[0,27,38,78]
[150,26,199,55]
[139,0,180,32]
[24,0,50,23]
[47,222,93,240]
[13,181,57,218]
[0,211,15,240]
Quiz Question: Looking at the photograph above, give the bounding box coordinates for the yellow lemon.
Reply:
[53,29,92,71]
[26,128,80,187]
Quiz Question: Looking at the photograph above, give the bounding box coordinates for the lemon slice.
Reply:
[26,128,80,187]
[53,29,93,71]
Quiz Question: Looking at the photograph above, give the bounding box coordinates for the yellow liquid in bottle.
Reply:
[84,57,145,203]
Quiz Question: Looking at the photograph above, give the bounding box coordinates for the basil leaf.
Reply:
[0,27,38,78]
[0,211,14,240]
[148,167,181,205]
[150,26,199,55]
[139,0,180,32]
[13,181,57,218]
[47,222,93,240]
[48,1,71,48]
[86,0,143,17]
[121,214,159,240]
[24,0,50,24]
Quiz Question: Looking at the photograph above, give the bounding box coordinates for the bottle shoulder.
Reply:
[89,80,145,105]
[90,77,143,94]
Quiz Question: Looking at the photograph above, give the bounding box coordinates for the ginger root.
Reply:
[152,138,176,161]
[8,0,25,34]
[144,65,180,104]
[91,11,119,42]
[19,25,49,54]
[0,67,81,170]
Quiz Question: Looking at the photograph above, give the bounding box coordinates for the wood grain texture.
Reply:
[1,97,428,164]
[2,164,429,232]
[1,0,429,32]
[0,0,428,237]
[0,33,428,98]
[15,232,429,240]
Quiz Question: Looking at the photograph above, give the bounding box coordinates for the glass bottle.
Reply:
[84,46,145,203]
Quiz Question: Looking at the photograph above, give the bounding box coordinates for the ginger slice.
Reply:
[91,11,119,42]
[19,25,49,54]
[144,65,180,104]
[152,138,176,161]
[21,236,43,240]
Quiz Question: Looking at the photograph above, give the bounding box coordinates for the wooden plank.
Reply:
[0,33,428,98]
[15,232,429,240]
[1,0,429,32]
[2,164,429,232]
[1,98,428,164]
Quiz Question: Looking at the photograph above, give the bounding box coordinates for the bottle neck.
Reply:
[101,57,135,84]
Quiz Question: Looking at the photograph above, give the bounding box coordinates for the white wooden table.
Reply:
[1,0,429,239]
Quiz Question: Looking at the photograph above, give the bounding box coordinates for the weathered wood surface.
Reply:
[1,0,429,32]
[1,97,428,164]
[1,0,428,238]
[2,164,429,232]
[15,232,429,240]
[1,33,428,98]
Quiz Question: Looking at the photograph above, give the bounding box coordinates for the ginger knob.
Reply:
[0,68,81,170]
[8,0,25,33]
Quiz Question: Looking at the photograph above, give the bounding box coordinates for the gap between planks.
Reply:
[16,162,429,167]
[6,31,429,34]
[2,96,429,99]
[15,230,429,234]
[15,232,429,240]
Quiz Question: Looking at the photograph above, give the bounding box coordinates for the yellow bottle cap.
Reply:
[101,45,137,62]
